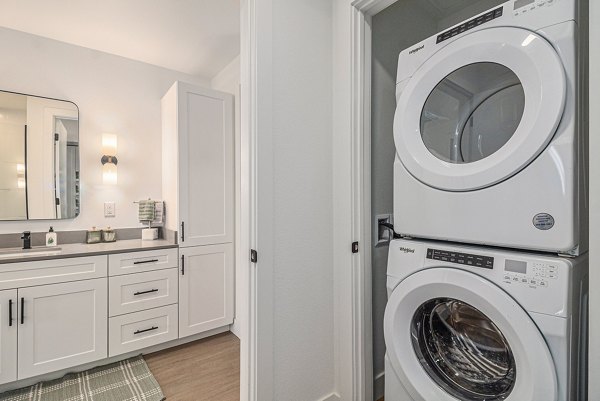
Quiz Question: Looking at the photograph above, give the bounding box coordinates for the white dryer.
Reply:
[393,0,587,255]
[384,239,588,401]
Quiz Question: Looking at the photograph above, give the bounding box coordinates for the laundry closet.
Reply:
[369,0,588,400]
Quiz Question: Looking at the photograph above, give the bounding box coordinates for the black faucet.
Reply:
[21,231,31,250]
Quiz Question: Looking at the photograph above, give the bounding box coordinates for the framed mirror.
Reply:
[0,91,79,220]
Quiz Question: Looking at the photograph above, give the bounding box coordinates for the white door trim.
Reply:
[241,0,274,400]
[346,0,402,400]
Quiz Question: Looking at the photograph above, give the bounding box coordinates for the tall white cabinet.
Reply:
[162,81,235,337]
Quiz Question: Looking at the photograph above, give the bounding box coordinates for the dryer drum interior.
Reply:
[420,62,526,165]
[411,298,517,400]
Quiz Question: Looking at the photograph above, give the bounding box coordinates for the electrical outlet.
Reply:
[104,202,116,217]
[375,213,393,247]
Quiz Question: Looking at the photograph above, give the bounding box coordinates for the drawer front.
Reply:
[109,269,178,316]
[109,304,178,357]
[0,256,107,291]
[109,248,178,276]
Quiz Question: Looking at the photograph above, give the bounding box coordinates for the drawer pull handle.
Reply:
[134,326,159,335]
[8,299,13,327]
[133,289,159,296]
[133,259,159,265]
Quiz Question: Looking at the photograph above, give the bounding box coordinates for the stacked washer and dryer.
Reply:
[384,0,588,400]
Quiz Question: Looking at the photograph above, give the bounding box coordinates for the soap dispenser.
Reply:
[46,226,57,247]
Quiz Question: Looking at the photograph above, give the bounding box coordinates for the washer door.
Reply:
[393,27,566,191]
[384,268,558,401]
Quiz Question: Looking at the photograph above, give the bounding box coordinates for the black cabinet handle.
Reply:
[8,299,13,327]
[133,259,159,265]
[181,255,185,275]
[134,326,158,335]
[20,298,24,324]
[181,221,185,242]
[133,289,159,296]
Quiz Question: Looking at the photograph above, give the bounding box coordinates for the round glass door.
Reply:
[411,298,516,401]
[393,27,566,191]
[421,63,525,164]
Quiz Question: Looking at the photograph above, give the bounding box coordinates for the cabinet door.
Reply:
[18,278,107,379]
[0,289,17,385]
[178,83,234,247]
[179,244,234,338]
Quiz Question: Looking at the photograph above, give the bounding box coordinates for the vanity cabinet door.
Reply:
[17,278,108,379]
[176,83,234,248]
[0,289,17,385]
[179,244,234,338]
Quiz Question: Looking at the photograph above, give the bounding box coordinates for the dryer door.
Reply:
[384,268,558,401]
[394,27,565,191]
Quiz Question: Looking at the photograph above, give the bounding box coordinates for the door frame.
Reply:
[240,0,273,400]
[346,1,398,400]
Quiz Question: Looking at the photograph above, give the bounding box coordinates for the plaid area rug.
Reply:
[0,356,165,401]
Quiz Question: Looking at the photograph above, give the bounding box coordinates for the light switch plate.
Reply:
[104,202,116,217]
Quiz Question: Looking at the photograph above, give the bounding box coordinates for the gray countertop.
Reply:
[0,239,178,264]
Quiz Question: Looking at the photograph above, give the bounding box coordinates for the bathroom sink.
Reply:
[0,246,62,259]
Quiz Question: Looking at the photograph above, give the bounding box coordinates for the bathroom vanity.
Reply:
[0,239,234,388]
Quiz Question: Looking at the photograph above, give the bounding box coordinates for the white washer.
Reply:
[393,0,587,255]
[384,239,588,401]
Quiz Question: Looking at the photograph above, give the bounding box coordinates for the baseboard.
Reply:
[374,371,385,401]
[318,393,341,401]
[0,326,230,393]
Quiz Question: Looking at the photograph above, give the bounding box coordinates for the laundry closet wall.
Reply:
[370,4,437,398]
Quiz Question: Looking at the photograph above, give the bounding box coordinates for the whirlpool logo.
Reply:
[409,45,424,55]
[398,247,415,254]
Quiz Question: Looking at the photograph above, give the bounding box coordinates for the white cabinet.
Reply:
[162,81,234,247]
[109,269,178,316]
[0,290,17,385]
[179,243,234,337]
[17,278,108,379]
[109,304,178,357]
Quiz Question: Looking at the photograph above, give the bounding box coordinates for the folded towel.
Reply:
[138,200,156,222]
[152,201,165,227]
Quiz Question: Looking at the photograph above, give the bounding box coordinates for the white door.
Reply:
[394,27,566,191]
[0,289,17,385]
[179,244,234,337]
[18,278,108,379]
[384,268,557,401]
[178,83,234,247]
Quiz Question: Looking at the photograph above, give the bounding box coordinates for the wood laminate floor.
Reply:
[145,332,240,401]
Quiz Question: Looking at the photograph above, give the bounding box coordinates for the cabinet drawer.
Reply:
[109,304,178,357]
[109,269,178,317]
[109,248,178,276]
[0,256,107,291]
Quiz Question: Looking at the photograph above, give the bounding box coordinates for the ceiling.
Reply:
[0,0,240,79]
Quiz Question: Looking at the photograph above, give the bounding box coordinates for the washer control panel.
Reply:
[502,260,556,288]
[426,248,494,269]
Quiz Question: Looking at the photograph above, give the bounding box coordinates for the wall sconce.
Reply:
[101,134,118,185]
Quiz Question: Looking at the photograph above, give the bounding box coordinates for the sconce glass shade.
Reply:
[102,134,117,155]
[101,133,118,185]
[103,162,118,185]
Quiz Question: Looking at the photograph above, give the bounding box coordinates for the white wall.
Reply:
[0,27,209,233]
[211,55,244,339]
[370,3,438,398]
[251,0,335,399]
